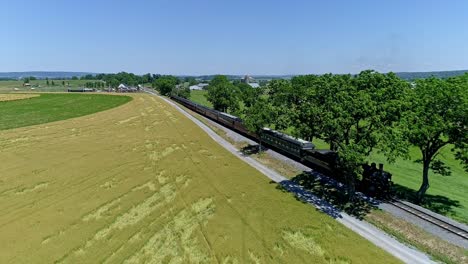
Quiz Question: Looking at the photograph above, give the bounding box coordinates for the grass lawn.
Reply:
[0,93,131,130]
[371,147,468,223]
[0,94,400,263]
[189,89,212,108]
[0,79,93,93]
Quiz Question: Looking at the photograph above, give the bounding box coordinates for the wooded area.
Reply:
[200,71,468,202]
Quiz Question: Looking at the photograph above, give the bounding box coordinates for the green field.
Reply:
[0,93,131,131]
[188,91,468,223]
[0,94,399,263]
[372,147,468,223]
[0,79,92,92]
[190,90,212,108]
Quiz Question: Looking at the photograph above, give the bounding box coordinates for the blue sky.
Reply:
[1,0,467,75]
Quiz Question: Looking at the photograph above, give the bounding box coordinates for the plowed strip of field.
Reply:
[0,93,39,102]
[0,94,400,263]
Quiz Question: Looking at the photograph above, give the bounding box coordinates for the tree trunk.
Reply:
[347,175,356,201]
[330,141,337,151]
[417,160,430,203]
[348,178,356,201]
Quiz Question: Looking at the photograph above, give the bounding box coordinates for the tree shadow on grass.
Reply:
[273,171,463,222]
[273,179,343,219]
[285,172,380,220]
[393,184,462,218]
[271,171,381,220]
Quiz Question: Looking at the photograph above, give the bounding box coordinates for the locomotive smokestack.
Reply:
[379,163,384,171]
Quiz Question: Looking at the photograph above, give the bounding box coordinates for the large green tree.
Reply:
[172,82,190,99]
[267,71,409,198]
[401,77,468,201]
[153,75,178,96]
[265,80,296,131]
[243,97,273,150]
[235,82,257,108]
[206,75,239,112]
[142,73,153,84]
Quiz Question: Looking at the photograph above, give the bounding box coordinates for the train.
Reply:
[170,95,393,198]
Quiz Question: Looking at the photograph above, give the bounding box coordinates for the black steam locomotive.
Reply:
[170,95,392,197]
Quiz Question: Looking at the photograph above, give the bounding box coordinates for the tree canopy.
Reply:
[152,76,178,96]
[160,71,468,202]
[206,75,240,113]
[243,96,273,149]
[79,72,161,88]
[234,82,257,108]
[240,70,411,198]
[400,77,468,201]
[172,82,190,99]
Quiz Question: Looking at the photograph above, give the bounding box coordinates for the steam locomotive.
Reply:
[170,95,392,197]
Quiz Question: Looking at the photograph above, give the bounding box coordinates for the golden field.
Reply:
[0,94,400,263]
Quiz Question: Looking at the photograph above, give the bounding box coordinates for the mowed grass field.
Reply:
[0,93,400,263]
[190,90,212,108]
[0,79,91,92]
[372,148,468,223]
[189,91,468,224]
[0,93,131,130]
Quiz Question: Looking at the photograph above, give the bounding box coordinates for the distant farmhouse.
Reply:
[189,83,209,90]
[118,83,128,90]
[241,75,260,88]
[117,83,139,92]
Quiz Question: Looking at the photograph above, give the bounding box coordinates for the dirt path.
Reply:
[154,92,435,264]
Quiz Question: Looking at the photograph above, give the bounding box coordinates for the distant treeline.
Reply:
[3,70,468,82]
[196,71,468,81]
[396,70,468,81]
[79,72,158,87]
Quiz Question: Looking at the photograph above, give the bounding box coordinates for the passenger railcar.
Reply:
[218,112,239,127]
[260,128,314,159]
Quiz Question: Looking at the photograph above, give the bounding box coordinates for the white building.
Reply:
[189,85,202,90]
[241,75,260,88]
[189,83,209,90]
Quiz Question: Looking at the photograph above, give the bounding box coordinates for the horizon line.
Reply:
[1,68,468,77]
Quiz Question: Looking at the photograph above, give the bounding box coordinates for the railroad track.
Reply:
[389,199,468,240]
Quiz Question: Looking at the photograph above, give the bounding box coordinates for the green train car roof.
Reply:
[261,128,314,149]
